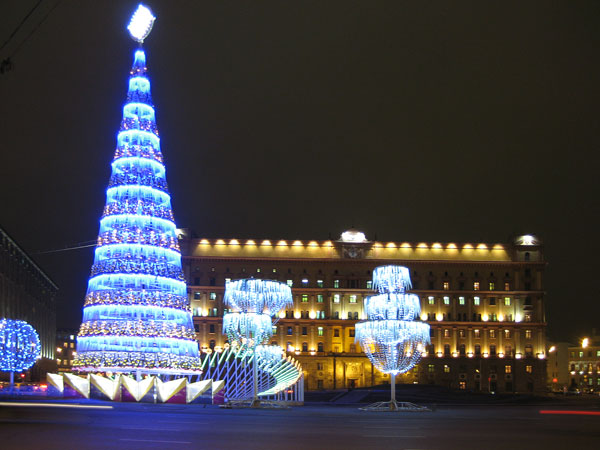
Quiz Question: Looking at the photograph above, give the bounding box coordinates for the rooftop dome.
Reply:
[340,229,368,243]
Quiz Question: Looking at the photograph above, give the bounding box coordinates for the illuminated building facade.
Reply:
[56,329,78,373]
[180,230,547,393]
[568,332,600,393]
[0,226,57,380]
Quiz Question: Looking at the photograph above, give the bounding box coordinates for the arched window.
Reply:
[302,342,308,352]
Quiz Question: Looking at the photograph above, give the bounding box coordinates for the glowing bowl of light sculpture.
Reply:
[0,319,41,372]
[223,279,293,315]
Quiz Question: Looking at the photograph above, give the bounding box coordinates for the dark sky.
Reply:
[1,1,599,342]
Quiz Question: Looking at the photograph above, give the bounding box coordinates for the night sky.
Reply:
[1,1,599,342]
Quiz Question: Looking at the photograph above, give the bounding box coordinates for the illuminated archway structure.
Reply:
[73,5,201,376]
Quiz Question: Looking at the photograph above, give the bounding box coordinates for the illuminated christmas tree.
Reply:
[73,5,201,376]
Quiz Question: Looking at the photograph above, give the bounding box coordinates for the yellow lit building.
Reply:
[180,230,547,393]
[568,333,600,393]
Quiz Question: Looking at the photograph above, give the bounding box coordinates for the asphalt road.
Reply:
[0,400,598,450]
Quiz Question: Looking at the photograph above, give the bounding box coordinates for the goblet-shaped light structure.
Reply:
[222,279,292,406]
[355,265,430,411]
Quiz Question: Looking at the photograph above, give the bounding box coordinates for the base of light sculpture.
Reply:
[359,400,430,412]
[221,398,290,409]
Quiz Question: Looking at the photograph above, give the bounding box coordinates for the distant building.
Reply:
[546,341,571,392]
[56,329,78,373]
[568,331,600,393]
[180,230,548,394]
[0,226,58,379]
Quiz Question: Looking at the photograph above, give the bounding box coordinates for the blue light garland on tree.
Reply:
[73,5,201,375]
[0,319,41,373]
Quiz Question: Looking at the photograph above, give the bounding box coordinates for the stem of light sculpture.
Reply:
[73,6,201,376]
[222,279,292,407]
[355,265,431,411]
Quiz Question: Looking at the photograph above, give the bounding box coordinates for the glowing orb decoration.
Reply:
[128,4,156,43]
[0,319,41,372]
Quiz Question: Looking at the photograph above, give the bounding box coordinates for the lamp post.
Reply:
[222,279,292,407]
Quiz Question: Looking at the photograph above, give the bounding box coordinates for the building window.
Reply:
[349,295,357,303]
[301,294,309,303]
[287,342,293,351]
[287,327,293,336]
[459,381,466,390]
[504,365,512,374]
[428,296,435,305]
[504,329,511,339]
[443,282,449,290]
[333,280,340,288]
[333,294,340,303]
[459,296,465,305]
[428,364,435,374]
[272,326,278,335]
[504,282,510,291]
[489,329,496,338]
[334,329,340,337]
[302,342,308,352]
[475,345,481,355]
[302,278,309,286]
[318,342,324,352]
[302,327,307,336]
[317,294,324,303]
[209,277,216,286]
[317,363,324,371]
[209,292,217,300]
[317,327,324,336]
[333,311,339,319]
[474,282,480,291]
[443,296,450,305]
[444,364,450,373]
[459,344,466,356]
[459,329,465,338]
[474,329,480,338]
[473,297,480,306]
[489,282,495,291]
[287,280,293,287]
[504,297,511,306]
[526,365,533,374]
[444,344,451,356]
[317,310,325,319]
[490,345,496,355]
[347,311,353,319]
[349,328,355,337]
[209,324,215,334]
[525,330,532,339]
[366,280,372,289]
[444,329,450,338]
[317,280,324,287]
[193,292,201,300]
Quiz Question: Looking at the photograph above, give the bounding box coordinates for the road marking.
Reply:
[0,402,113,410]
[362,435,425,438]
[119,439,191,444]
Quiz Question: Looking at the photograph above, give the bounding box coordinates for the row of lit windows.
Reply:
[571,350,600,358]
[428,364,533,374]
[436,328,534,339]
[428,296,515,306]
[191,270,534,291]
